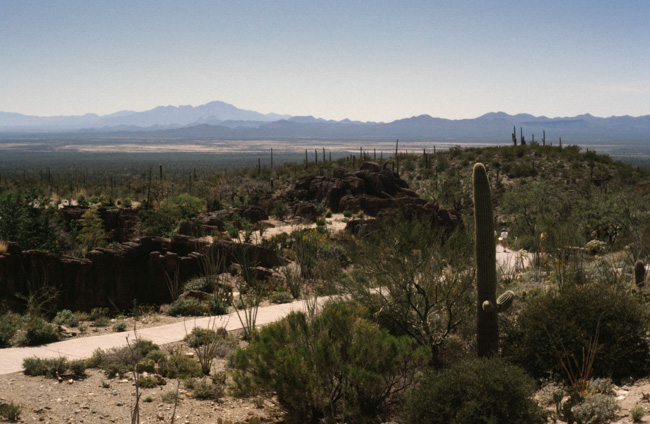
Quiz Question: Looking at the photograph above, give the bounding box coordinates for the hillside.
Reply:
[1,143,649,423]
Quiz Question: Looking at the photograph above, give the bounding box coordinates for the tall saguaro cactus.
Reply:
[473,163,499,357]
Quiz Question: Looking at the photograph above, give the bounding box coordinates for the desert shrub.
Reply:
[145,349,168,364]
[136,358,156,373]
[343,210,353,218]
[0,192,59,252]
[184,327,220,348]
[68,359,87,376]
[0,401,22,421]
[208,292,230,316]
[0,312,21,348]
[569,393,619,424]
[86,349,108,368]
[269,290,293,304]
[631,405,646,422]
[87,339,159,377]
[585,239,608,256]
[183,276,212,292]
[161,390,180,403]
[404,357,546,424]
[22,357,47,376]
[344,217,474,365]
[230,302,426,423]
[22,357,68,378]
[140,194,205,237]
[270,201,288,220]
[112,320,127,332]
[53,309,79,327]
[138,374,165,388]
[160,354,203,379]
[166,298,207,317]
[89,307,110,321]
[185,378,223,400]
[133,339,160,357]
[185,327,236,374]
[504,284,650,381]
[21,316,59,346]
[93,316,110,327]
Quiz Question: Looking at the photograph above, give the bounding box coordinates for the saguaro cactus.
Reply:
[635,260,646,286]
[473,163,499,357]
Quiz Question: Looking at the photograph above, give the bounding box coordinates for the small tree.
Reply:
[77,207,106,252]
[344,216,474,366]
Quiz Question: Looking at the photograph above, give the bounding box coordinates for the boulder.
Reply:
[292,202,319,221]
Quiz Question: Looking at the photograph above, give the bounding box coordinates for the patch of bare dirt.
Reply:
[0,349,283,424]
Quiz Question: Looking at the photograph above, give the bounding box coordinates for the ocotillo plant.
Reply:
[473,163,499,357]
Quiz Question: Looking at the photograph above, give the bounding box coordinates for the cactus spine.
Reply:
[473,163,499,357]
[635,260,646,286]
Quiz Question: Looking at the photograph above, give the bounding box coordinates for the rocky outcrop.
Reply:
[0,235,286,311]
[285,163,458,232]
[177,206,269,237]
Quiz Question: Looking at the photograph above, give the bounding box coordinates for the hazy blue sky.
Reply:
[1,0,648,121]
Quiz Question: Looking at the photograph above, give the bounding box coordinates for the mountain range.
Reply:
[1,101,649,145]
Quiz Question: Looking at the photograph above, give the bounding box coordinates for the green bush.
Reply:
[132,339,160,357]
[504,284,650,381]
[185,378,223,400]
[404,357,546,424]
[343,210,353,218]
[136,358,157,373]
[145,349,168,364]
[269,290,293,304]
[631,405,646,422]
[0,313,21,348]
[138,374,165,388]
[93,316,110,327]
[184,327,220,348]
[230,302,426,423]
[166,298,207,317]
[160,354,203,379]
[68,359,87,377]
[208,295,229,316]
[86,340,159,377]
[0,401,22,421]
[570,393,619,424]
[89,307,110,321]
[22,357,69,378]
[22,317,59,346]
[53,309,79,327]
[112,320,127,332]
[161,390,180,403]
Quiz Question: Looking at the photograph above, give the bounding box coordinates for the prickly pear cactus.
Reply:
[473,163,499,357]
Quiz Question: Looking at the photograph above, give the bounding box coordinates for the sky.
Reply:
[1,0,649,122]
